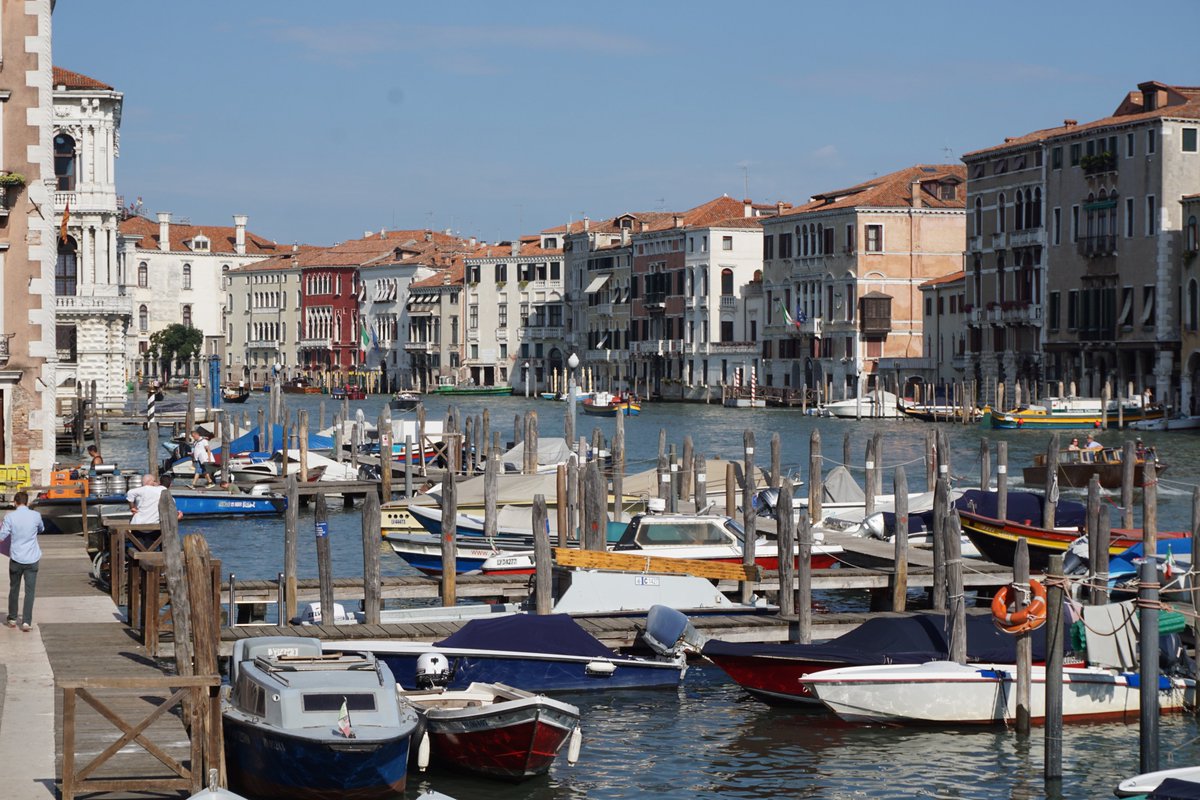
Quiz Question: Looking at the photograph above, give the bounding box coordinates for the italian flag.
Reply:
[359,319,370,352]
[778,299,796,327]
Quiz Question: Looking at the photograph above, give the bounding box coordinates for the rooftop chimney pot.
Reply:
[233,214,248,255]
[157,212,171,252]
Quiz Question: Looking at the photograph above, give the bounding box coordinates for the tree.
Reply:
[148,323,204,378]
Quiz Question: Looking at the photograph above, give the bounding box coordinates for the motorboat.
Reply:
[401,657,581,781]
[1022,445,1165,489]
[703,611,1061,705]
[385,531,521,574]
[331,384,368,400]
[223,636,419,800]
[329,611,688,693]
[1116,766,1200,797]
[434,377,513,396]
[389,391,421,411]
[801,659,1195,724]
[983,394,1166,430]
[1130,414,1200,431]
[280,376,322,394]
[821,390,901,418]
[582,391,640,417]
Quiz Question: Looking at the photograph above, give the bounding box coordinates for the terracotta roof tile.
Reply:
[780,165,967,217]
[119,215,279,255]
[919,270,966,289]
[53,66,113,91]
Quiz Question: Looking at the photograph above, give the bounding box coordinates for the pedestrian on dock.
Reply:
[190,428,215,488]
[127,474,181,524]
[1,491,43,631]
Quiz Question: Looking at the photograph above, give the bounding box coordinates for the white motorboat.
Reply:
[802,660,1195,724]
[1116,766,1200,797]
[1129,414,1200,431]
[821,390,902,418]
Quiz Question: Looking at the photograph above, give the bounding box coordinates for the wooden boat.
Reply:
[385,531,520,574]
[985,395,1167,430]
[402,675,581,781]
[1022,446,1165,489]
[822,390,902,418]
[582,391,640,416]
[802,659,1195,724]
[223,636,419,800]
[330,613,687,693]
[389,391,420,411]
[703,612,1062,705]
[281,377,322,394]
[434,377,512,396]
[897,398,978,422]
[331,384,367,400]
[954,488,1183,570]
[221,385,251,403]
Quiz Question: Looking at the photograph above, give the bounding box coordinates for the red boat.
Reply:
[403,680,581,781]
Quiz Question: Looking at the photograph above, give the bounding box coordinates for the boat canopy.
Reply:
[955,488,1086,528]
[499,438,575,473]
[622,460,768,499]
[419,472,560,507]
[435,614,615,658]
[822,466,865,504]
[702,612,1058,664]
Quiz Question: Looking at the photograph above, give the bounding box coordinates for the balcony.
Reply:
[719,295,737,310]
[991,232,1008,249]
[684,297,696,309]
[704,341,758,356]
[592,303,614,317]
[245,339,280,349]
[1001,302,1042,324]
[643,290,667,309]
[1009,229,1045,248]
[524,325,564,340]
[631,339,684,356]
[298,337,333,350]
[967,235,983,252]
[1081,152,1117,176]
[1078,234,1117,258]
[783,317,822,337]
[404,340,435,353]
[55,293,133,317]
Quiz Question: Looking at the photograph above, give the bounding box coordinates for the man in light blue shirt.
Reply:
[1,491,44,630]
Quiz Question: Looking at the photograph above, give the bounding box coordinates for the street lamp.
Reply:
[567,352,580,453]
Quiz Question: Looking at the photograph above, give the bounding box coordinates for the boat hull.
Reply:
[34,496,128,534]
[1022,460,1164,489]
[172,491,287,517]
[223,715,412,800]
[434,386,513,396]
[803,660,1194,724]
[423,696,578,780]
[389,394,420,411]
[385,533,511,574]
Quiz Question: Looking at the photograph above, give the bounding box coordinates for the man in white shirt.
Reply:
[127,474,168,524]
[190,429,214,488]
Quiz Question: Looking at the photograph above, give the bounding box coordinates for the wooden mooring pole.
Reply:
[741,431,757,605]
[777,478,795,618]
[314,493,334,623]
[1044,553,1065,787]
[361,489,381,625]
[1014,537,1032,735]
[440,471,457,606]
[890,467,908,612]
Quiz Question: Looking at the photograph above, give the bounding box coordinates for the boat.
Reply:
[1130,414,1200,431]
[170,486,288,517]
[401,656,580,781]
[703,611,1062,705]
[1022,446,1165,489]
[802,659,1195,724]
[954,487,1185,570]
[582,391,640,417]
[985,394,1167,430]
[1116,766,1200,797]
[280,376,322,394]
[389,391,421,411]
[221,385,251,403]
[434,377,513,396]
[223,636,420,800]
[821,390,902,418]
[328,611,688,693]
[331,384,367,400]
[897,397,978,422]
[385,531,519,574]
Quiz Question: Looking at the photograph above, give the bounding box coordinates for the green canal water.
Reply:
[84,393,1200,799]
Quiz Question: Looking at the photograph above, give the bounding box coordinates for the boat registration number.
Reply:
[634,575,660,586]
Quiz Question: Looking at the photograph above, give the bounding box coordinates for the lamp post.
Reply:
[524,360,530,398]
[567,352,580,453]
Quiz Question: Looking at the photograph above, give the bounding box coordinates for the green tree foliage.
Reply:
[148,323,203,377]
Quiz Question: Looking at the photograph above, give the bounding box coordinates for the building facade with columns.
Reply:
[0,0,57,478]
[119,212,277,380]
[50,66,128,409]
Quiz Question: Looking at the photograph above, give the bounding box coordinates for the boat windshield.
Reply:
[633,519,732,547]
[302,693,376,713]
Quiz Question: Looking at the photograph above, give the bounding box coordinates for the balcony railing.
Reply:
[703,341,758,355]
[991,232,1007,249]
[55,294,133,316]
[1009,229,1045,248]
[967,235,983,252]
[643,290,667,309]
[1078,234,1117,258]
[631,339,684,356]
[298,337,333,350]
[245,339,280,349]
[404,340,435,352]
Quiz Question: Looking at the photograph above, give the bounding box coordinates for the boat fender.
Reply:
[991,578,1047,633]
[584,659,616,677]
[417,731,431,772]
[567,725,582,765]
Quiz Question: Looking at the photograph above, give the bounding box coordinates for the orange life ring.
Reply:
[991,578,1047,634]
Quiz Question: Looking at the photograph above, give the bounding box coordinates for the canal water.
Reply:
[83,392,1200,798]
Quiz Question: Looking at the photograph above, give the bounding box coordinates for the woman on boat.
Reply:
[1067,438,1080,452]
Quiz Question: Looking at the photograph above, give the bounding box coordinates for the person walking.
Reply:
[190,429,215,488]
[1,491,44,631]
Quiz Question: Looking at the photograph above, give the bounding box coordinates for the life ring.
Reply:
[991,578,1047,634]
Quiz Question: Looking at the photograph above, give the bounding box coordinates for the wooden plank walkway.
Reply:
[0,534,193,800]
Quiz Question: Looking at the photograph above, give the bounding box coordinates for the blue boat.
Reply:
[328,613,687,693]
[170,488,286,516]
[224,636,419,800]
[384,531,515,574]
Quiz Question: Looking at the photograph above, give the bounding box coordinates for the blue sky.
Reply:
[54,1,1199,247]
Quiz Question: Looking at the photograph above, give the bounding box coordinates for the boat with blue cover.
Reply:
[331,612,688,693]
[223,636,420,800]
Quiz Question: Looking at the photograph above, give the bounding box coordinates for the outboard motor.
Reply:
[751,487,779,519]
[646,497,666,515]
[414,652,451,689]
[861,511,888,540]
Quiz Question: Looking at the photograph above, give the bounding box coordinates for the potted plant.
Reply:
[0,172,27,187]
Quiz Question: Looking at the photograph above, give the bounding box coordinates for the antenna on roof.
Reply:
[656,198,666,211]
[943,146,955,162]
[741,164,750,199]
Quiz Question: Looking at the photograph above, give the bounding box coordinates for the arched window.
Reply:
[1033,188,1042,229]
[182,304,192,328]
[973,197,982,236]
[800,225,808,257]
[816,224,824,255]
[1014,191,1024,232]
[137,262,148,288]
[55,236,77,296]
[997,193,1006,233]
[720,268,734,296]
[1187,215,1198,253]
[53,132,76,191]
[182,263,192,290]
[139,305,148,332]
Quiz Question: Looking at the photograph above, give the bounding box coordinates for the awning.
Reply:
[584,274,611,293]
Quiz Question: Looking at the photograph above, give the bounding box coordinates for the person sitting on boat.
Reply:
[1067,438,1080,452]
[1135,438,1147,461]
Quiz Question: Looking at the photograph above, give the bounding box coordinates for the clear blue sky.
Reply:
[54,1,1198,247]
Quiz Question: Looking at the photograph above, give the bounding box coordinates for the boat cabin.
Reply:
[613,514,746,551]
[228,636,403,732]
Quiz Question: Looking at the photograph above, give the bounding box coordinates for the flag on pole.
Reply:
[777,298,794,327]
[338,697,355,738]
[1165,545,1175,580]
[359,319,370,353]
[60,200,70,244]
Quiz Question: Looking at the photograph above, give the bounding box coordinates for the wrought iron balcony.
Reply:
[1077,235,1117,258]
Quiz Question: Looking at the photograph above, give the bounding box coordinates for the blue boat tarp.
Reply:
[1109,538,1192,580]
[223,424,333,456]
[702,612,1059,664]
[436,614,615,658]
[1151,778,1200,800]
[955,488,1086,529]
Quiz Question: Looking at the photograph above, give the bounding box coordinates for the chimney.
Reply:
[672,215,683,228]
[744,199,753,218]
[582,216,590,232]
[234,214,247,255]
[424,230,432,242]
[157,212,171,252]
[911,179,923,209]
[640,221,648,232]
[776,201,785,215]
[1064,119,1077,127]
[380,228,387,239]
[510,239,520,257]
[620,228,630,246]
[469,237,477,247]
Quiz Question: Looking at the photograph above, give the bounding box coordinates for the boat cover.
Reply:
[436,613,615,658]
[499,438,575,472]
[702,612,1057,664]
[623,460,769,499]
[1150,779,1200,800]
[822,466,864,504]
[420,472,560,507]
[223,424,333,456]
[955,488,1086,529]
